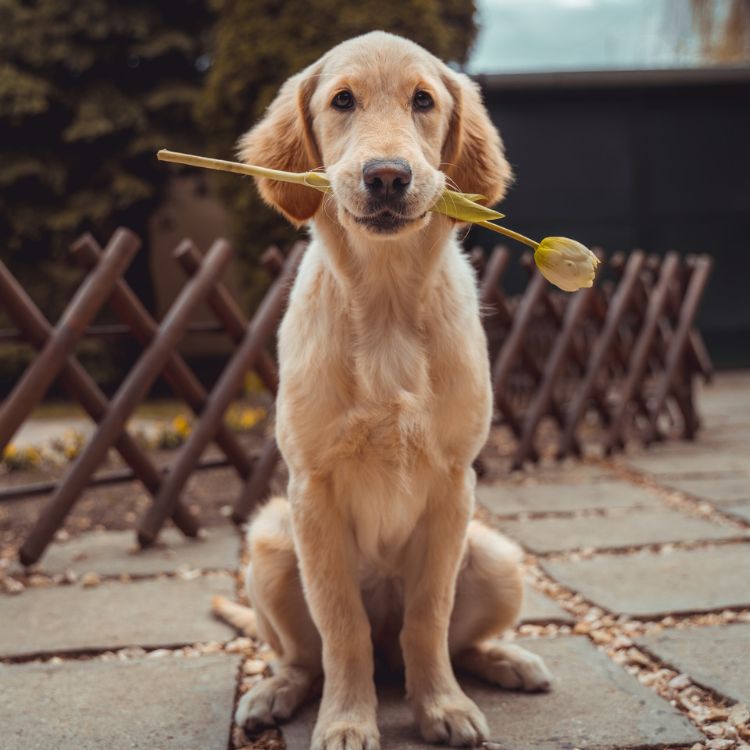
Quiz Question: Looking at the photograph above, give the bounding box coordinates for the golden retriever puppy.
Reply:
[215,30,551,750]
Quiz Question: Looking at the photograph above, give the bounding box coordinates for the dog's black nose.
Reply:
[363,159,412,199]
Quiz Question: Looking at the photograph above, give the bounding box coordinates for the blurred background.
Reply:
[1,0,749,396]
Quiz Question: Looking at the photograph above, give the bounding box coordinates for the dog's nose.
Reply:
[362,159,412,199]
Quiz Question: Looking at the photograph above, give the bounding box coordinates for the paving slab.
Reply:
[542,544,750,617]
[623,448,748,478]
[37,526,241,577]
[498,507,747,554]
[0,652,240,750]
[725,504,750,524]
[696,376,750,430]
[477,480,658,516]
[282,636,701,750]
[519,587,574,624]
[637,624,750,704]
[0,574,235,657]
[663,476,750,507]
[514,463,620,483]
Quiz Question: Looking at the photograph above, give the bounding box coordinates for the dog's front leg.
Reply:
[401,470,488,747]
[290,476,379,750]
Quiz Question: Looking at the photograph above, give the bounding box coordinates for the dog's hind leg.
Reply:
[235,497,323,732]
[449,521,552,692]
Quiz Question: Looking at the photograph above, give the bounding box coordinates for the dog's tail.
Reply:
[212,595,258,637]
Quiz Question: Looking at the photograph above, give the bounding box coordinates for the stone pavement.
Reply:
[1,653,241,750]
[1,372,749,749]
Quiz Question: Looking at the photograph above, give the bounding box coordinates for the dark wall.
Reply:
[473,72,750,368]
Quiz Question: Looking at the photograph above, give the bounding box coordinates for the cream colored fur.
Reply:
[214,31,551,750]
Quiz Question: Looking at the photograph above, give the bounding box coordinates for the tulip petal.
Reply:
[430,190,505,222]
[533,237,600,292]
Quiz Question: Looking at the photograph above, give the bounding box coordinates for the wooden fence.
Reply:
[473,245,713,469]
[0,228,712,564]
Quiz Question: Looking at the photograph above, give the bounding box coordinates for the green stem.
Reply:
[476,220,539,250]
[158,149,308,185]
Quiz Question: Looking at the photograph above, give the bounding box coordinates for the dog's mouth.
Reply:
[347,209,428,235]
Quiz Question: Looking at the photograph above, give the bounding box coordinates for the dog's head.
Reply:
[239,31,512,238]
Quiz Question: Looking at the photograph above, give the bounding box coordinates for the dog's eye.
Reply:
[331,91,354,111]
[413,90,434,111]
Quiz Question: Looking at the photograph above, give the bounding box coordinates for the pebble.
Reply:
[117,647,147,660]
[177,567,202,581]
[669,674,692,690]
[729,703,750,727]
[2,577,24,594]
[611,635,632,649]
[243,659,267,675]
[226,637,254,653]
[146,649,172,659]
[703,723,727,737]
[80,571,101,588]
[625,647,652,667]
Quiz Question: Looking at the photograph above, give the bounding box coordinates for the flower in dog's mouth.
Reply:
[157,150,600,292]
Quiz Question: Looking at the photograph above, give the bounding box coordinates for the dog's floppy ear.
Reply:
[441,71,513,207]
[238,64,323,225]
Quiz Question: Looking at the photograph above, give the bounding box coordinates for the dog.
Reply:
[213,31,552,750]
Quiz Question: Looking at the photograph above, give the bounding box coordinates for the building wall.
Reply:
[476,71,750,367]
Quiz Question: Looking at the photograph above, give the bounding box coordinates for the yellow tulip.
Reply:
[533,237,600,292]
[157,150,599,292]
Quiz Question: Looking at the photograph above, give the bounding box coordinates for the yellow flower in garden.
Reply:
[25,446,42,465]
[59,429,85,460]
[2,443,44,470]
[225,405,267,431]
[240,407,266,430]
[244,371,265,395]
[172,414,192,437]
[533,237,600,292]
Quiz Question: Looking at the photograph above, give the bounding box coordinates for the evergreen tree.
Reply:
[0,0,214,317]
[197,0,478,306]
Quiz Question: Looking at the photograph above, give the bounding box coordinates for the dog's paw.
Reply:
[415,691,488,747]
[311,720,380,750]
[471,642,552,692]
[235,669,312,731]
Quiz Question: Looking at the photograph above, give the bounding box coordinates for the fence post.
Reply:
[137,243,305,545]
[0,229,139,453]
[512,285,594,470]
[605,252,681,454]
[646,254,713,441]
[0,260,200,538]
[71,236,254,480]
[559,251,645,457]
[19,238,233,565]
[173,241,284,523]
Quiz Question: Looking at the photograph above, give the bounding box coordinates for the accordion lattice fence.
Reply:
[0,230,712,564]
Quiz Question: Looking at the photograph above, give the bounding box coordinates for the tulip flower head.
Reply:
[156,150,600,292]
[533,237,600,292]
